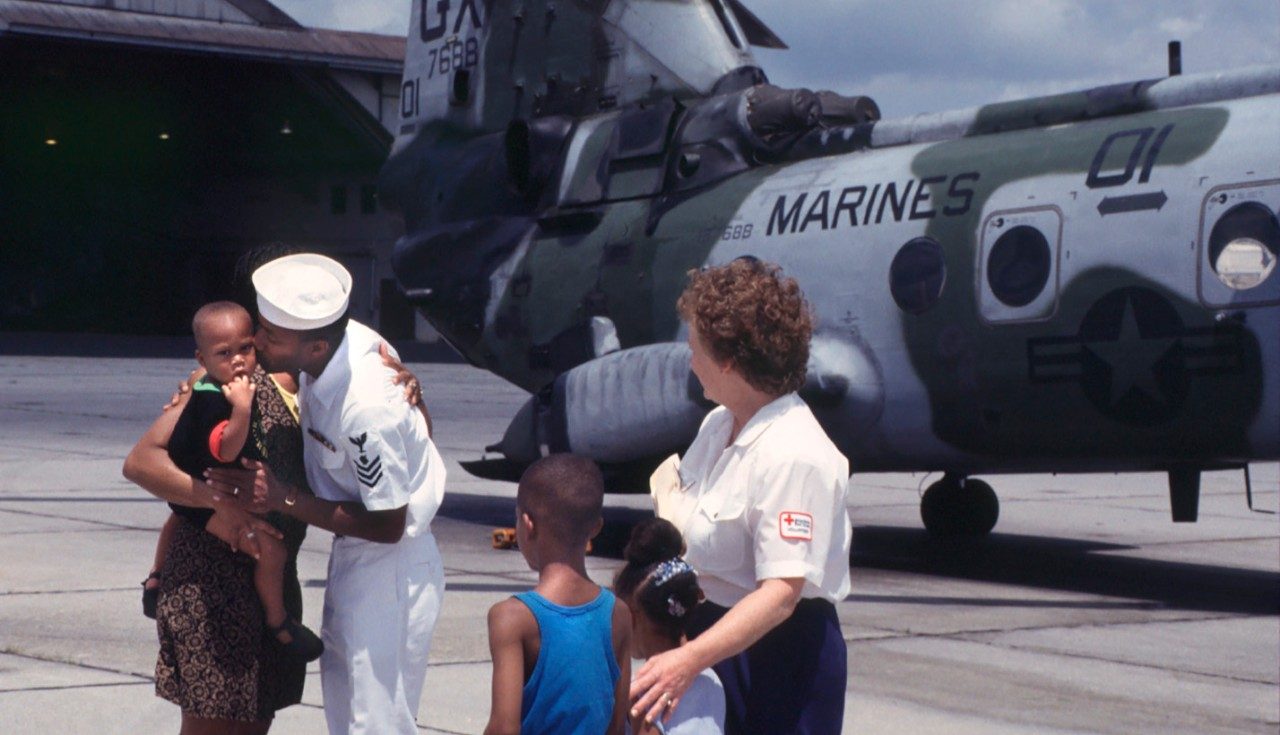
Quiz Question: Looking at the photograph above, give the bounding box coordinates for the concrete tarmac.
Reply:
[1,355,1276,734]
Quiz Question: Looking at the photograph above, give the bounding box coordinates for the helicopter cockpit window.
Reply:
[987,225,1051,307]
[1208,202,1279,291]
[889,237,946,314]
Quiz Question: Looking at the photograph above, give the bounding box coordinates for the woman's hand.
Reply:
[205,459,289,513]
[630,578,803,725]
[380,342,422,405]
[205,507,283,560]
[162,368,206,411]
[629,644,701,727]
[380,342,434,437]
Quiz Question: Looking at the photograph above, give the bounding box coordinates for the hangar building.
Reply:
[0,0,421,338]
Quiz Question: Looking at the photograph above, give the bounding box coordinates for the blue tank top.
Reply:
[516,588,621,735]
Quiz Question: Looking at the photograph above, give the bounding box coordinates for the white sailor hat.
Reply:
[252,253,352,331]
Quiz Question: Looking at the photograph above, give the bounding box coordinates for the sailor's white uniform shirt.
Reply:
[671,392,852,608]
[298,319,445,734]
[300,320,443,537]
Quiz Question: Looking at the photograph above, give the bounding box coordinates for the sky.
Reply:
[272,0,1280,118]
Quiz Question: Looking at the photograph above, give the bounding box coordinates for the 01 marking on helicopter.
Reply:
[380,0,1280,536]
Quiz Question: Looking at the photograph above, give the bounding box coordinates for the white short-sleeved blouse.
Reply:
[669,393,852,607]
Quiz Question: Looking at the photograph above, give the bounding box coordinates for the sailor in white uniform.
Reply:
[209,253,444,734]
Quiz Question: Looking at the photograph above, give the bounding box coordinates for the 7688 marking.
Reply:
[426,37,478,78]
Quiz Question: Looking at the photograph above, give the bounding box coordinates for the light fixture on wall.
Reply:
[159,132,170,141]
[280,120,293,135]
[45,138,58,146]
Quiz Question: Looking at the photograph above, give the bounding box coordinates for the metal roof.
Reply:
[0,0,405,74]
[224,0,303,29]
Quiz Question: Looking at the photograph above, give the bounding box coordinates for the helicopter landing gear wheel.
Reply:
[920,474,999,538]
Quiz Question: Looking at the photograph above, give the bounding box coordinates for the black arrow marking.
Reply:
[1097,191,1168,216]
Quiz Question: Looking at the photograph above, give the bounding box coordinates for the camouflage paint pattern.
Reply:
[382,0,1280,480]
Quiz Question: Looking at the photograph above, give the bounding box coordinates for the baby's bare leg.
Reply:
[150,513,181,578]
[253,534,288,630]
[141,513,180,618]
[252,534,322,660]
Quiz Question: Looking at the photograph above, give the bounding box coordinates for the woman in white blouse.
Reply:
[630,258,852,735]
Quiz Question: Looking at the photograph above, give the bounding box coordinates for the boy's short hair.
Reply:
[516,454,604,546]
[192,301,252,348]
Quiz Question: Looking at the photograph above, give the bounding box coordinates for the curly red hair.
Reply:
[677,258,813,396]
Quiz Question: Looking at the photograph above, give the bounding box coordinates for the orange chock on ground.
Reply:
[492,527,517,549]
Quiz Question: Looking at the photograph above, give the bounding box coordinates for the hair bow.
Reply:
[667,595,687,617]
[650,558,694,588]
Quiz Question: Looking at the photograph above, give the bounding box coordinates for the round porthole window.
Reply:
[889,237,946,314]
[987,225,1051,307]
[1208,202,1279,290]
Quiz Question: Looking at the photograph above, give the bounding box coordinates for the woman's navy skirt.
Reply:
[688,597,846,735]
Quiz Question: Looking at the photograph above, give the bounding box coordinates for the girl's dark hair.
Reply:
[613,518,702,643]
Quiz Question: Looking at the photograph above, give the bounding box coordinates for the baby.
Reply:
[142,301,321,660]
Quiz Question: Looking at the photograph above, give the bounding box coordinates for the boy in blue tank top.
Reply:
[484,454,632,735]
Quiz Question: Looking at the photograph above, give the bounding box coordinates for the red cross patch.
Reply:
[779,511,814,541]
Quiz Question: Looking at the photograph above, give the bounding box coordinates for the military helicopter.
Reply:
[380,0,1280,536]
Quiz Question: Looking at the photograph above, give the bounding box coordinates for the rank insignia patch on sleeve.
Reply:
[349,432,383,487]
